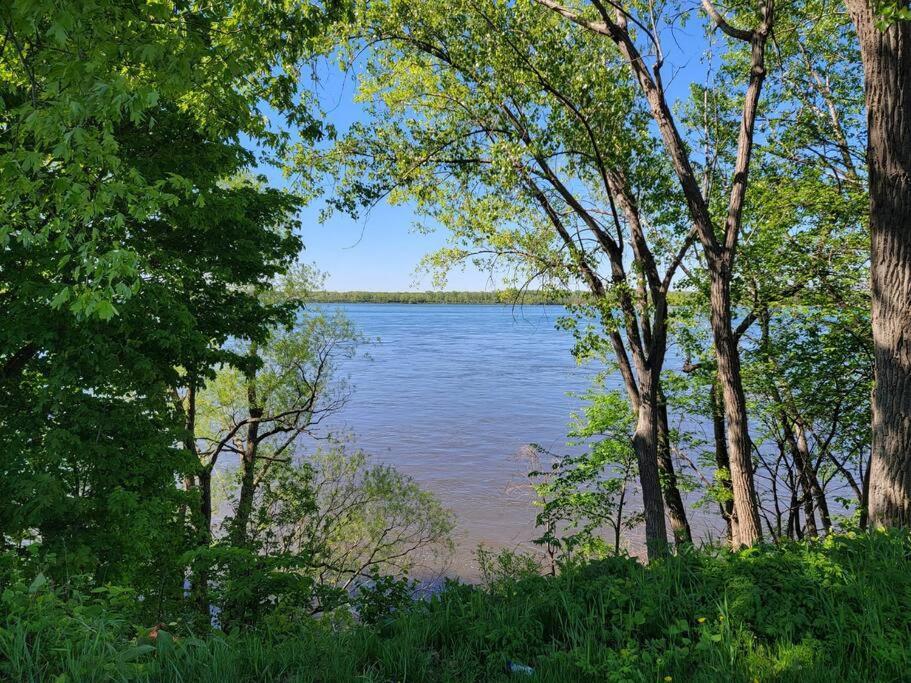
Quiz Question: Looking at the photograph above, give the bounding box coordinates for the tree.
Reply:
[0,0,344,328]
[534,0,775,546]
[844,3,911,527]
[0,0,347,598]
[180,445,454,629]
[0,105,304,608]
[530,390,644,569]
[194,308,360,547]
[249,448,454,602]
[304,0,699,557]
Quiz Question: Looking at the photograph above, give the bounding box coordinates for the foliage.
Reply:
[249,447,455,595]
[178,444,454,631]
[299,0,689,295]
[0,106,304,598]
[0,0,345,316]
[0,0,343,604]
[531,390,643,566]
[2,532,910,681]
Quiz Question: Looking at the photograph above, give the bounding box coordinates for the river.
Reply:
[312,303,723,578]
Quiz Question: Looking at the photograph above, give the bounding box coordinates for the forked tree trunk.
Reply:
[534,0,769,548]
[847,2,911,527]
[794,421,832,532]
[783,421,818,537]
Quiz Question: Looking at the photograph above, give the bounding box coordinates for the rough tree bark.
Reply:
[846,2,911,527]
[633,373,670,557]
[657,389,693,544]
[710,381,738,544]
[709,260,763,544]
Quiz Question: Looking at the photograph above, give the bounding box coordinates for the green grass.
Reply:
[2,531,909,682]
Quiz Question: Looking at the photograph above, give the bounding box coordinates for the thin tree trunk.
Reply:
[634,375,669,559]
[847,1,911,527]
[710,381,738,545]
[615,477,627,555]
[198,468,213,539]
[178,380,212,618]
[657,386,693,545]
[783,420,818,538]
[861,452,872,530]
[795,421,832,532]
[231,367,261,547]
[788,480,802,541]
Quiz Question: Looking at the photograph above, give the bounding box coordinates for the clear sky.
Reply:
[294,193,499,292]
[250,65,501,292]
[254,16,717,292]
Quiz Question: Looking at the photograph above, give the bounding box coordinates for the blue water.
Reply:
[312,304,657,574]
[304,304,853,577]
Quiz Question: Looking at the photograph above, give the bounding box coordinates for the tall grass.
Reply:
[2,531,909,681]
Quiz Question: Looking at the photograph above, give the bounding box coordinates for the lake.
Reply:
[314,303,723,577]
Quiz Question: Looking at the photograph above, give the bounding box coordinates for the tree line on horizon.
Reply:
[307,289,588,304]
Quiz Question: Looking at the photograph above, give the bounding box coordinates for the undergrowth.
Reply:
[1,531,908,682]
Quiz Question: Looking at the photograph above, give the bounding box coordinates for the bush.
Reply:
[1,531,909,681]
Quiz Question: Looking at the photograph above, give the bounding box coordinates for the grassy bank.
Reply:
[3,532,908,682]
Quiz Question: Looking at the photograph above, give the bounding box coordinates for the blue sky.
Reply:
[253,67,498,292]
[254,15,719,292]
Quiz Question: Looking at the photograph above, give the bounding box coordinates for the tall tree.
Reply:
[0,0,343,596]
[535,0,776,545]
[0,0,344,330]
[845,3,911,526]
[305,0,700,556]
[0,105,303,604]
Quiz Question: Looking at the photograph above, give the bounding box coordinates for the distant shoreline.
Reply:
[307,290,695,306]
[307,290,587,305]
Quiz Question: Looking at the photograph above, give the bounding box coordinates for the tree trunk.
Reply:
[198,468,214,539]
[709,264,764,546]
[657,387,693,546]
[230,374,261,547]
[786,424,818,538]
[634,376,669,560]
[861,452,872,529]
[795,421,832,533]
[847,1,911,527]
[710,381,738,545]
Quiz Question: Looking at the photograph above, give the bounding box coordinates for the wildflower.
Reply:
[697,617,706,624]
[664,677,673,682]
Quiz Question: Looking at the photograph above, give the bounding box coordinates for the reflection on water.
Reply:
[311,304,723,578]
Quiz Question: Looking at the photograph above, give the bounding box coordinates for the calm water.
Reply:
[313,303,718,576]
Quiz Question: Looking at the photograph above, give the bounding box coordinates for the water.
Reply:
[313,303,650,576]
